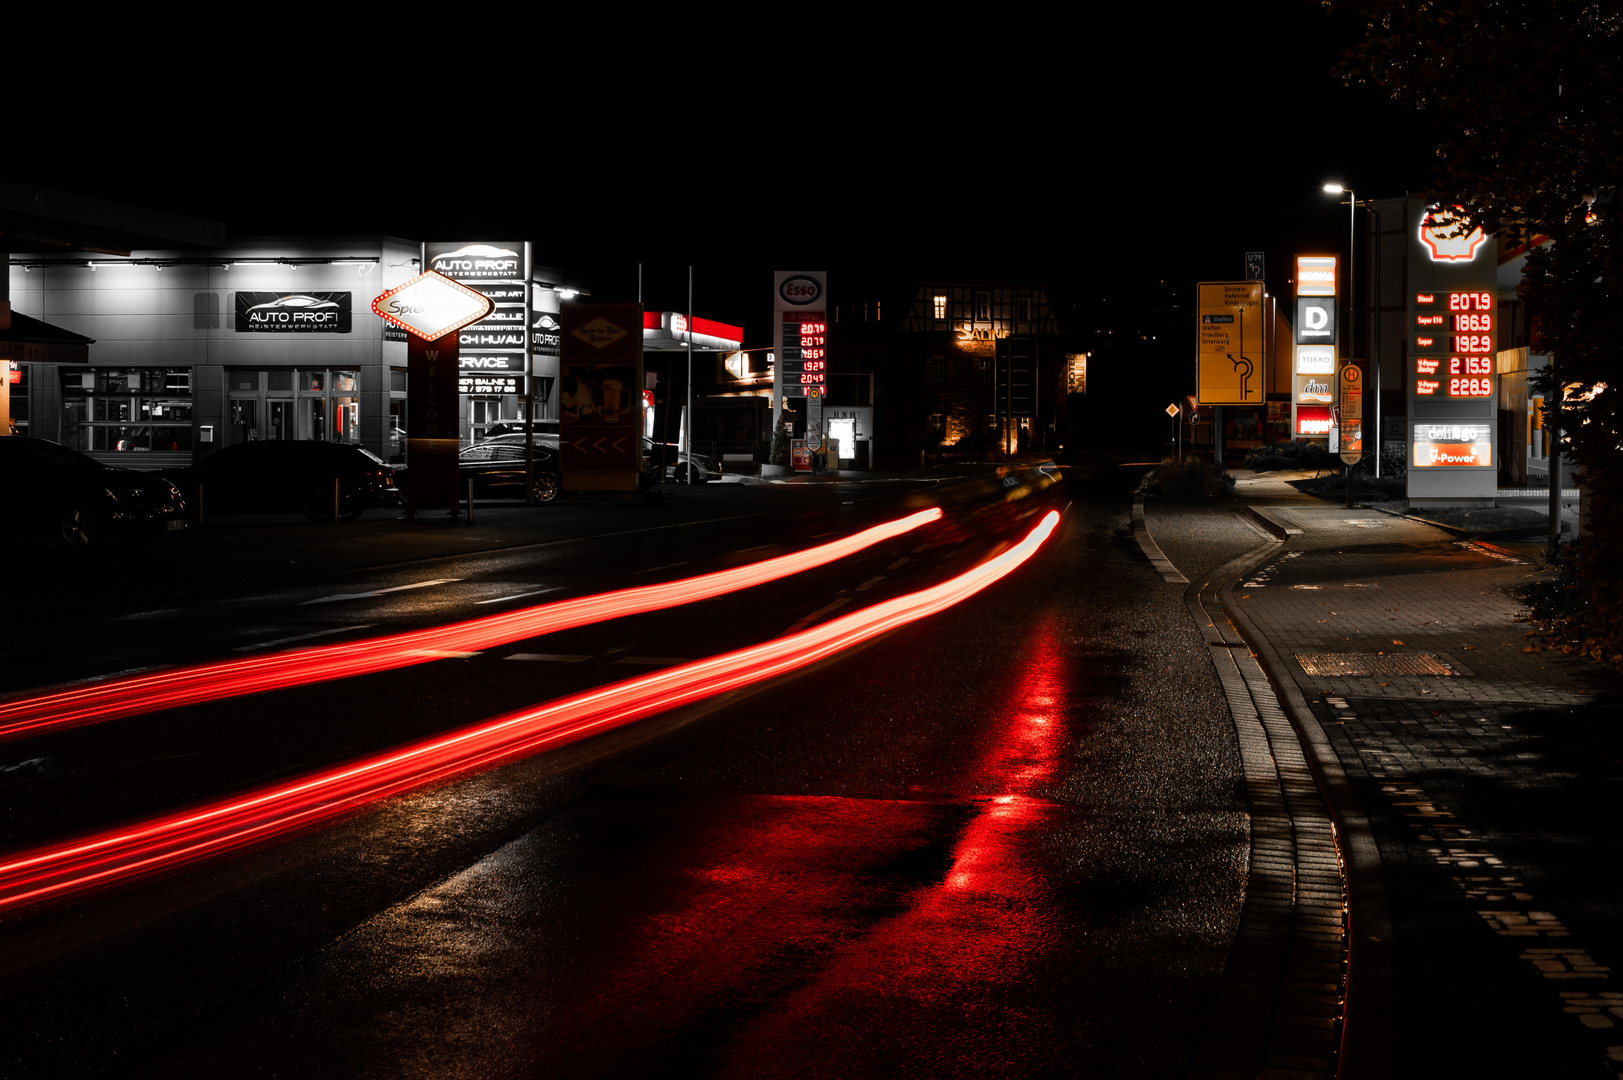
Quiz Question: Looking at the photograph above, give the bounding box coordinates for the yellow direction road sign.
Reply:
[1196,281,1264,406]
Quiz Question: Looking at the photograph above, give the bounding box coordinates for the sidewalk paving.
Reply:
[1196,470,1623,1078]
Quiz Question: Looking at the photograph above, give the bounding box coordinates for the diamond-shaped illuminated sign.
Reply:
[371,270,495,341]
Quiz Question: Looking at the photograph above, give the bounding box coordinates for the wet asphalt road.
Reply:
[2,467,1267,1078]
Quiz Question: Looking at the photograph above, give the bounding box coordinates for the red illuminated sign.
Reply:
[780,314,827,395]
[1419,205,1488,262]
[1412,290,1494,397]
[1295,405,1331,436]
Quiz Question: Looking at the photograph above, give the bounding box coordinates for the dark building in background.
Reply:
[833,282,1076,464]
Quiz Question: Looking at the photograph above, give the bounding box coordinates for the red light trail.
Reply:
[0,510,1061,914]
[0,509,943,742]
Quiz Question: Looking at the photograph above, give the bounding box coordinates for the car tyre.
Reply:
[58,504,106,548]
[531,474,560,504]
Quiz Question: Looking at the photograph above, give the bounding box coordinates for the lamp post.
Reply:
[1322,183,1379,478]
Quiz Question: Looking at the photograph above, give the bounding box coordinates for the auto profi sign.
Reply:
[372,270,495,342]
[236,292,351,333]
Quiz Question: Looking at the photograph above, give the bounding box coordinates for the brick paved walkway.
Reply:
[1173,474,1623,1079]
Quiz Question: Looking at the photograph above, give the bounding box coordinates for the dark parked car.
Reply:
[0,436,186,547]
[642,438,721,484]
[161,441,401,521]
[481,420,560,440]
[455,439,561,503]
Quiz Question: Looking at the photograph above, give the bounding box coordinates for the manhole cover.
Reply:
[1294,652,1454,676]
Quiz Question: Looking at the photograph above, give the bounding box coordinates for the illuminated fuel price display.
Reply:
[1411,291,1494,398]
[780,312,828,397]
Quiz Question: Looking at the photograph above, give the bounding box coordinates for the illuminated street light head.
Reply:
[1323,183,1346,194]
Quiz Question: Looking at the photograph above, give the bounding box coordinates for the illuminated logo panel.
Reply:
[372,271,494,341]
[1413,423,1493,467]
[1295,345,1335,375]
[1296,255,1337,297]
[1419,205,1488,262]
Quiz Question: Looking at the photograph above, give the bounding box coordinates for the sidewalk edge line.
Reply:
[1218,545,1395,1080]
[1131,494,1188,584]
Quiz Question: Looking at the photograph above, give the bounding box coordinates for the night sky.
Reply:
[11,4,1438,394]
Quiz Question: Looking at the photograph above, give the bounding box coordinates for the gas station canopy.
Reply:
[642,311,743,352]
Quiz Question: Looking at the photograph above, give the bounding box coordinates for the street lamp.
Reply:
[1322,183,1379,477]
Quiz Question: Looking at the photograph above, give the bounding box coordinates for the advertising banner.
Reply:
[559,302,643,491]
[1296,405,1332,436]
[234,292,351,333]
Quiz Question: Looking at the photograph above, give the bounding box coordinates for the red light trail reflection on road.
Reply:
[0,509,942,742]
[0,511,1060,913]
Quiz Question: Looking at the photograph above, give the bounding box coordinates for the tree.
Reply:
[1330,0,1623,647]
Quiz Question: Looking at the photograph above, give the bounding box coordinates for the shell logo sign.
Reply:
[1419,204,1487,262]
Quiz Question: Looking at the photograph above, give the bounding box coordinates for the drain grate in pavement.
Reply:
[1294,652,1455,676]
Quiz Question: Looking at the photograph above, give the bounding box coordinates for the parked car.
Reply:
[0,436,186,547]
[482,420,560,440]
[642,438,721,484]
[454,439,561,503]
[160,440,401,521]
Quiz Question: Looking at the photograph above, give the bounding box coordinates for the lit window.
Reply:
[933,294,947,320]
[975,292,990,321]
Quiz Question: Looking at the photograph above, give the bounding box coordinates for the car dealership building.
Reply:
[3,184,579,472]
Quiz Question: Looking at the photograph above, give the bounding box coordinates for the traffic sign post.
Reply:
[372,270,497,514]
[1339,360,1365,506]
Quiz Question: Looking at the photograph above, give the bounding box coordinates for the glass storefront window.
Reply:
[61,366,193,453]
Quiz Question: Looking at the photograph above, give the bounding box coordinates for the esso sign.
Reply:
[779,276,822,306]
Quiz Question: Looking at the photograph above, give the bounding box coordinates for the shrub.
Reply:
[1244,439,1335,472]
[1149,457,1235,497]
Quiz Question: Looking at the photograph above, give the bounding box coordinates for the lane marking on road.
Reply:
[231,624,376,652]
[854,576,885,592]
[732,544,774,554]
[614,656,692,666]
[632,562,691,575]
[504,653,591,663]
[475,587,561,605]
[407,650,482,659]
[785,597,849,633]
[298,579,463,606]
[887,558,910,571]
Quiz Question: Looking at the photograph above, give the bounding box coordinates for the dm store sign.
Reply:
[235,292,351,333]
